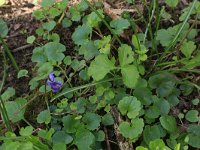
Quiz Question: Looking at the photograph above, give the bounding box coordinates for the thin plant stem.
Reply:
[0,51,12,131]
[50,77,121,102]
[0,36,19,72]
[83,0,122,45]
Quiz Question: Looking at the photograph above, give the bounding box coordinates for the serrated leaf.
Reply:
[62,17,72,28]
[149,139,170,150]
[88,54,115,81]
[119,118,144,140]
[86,9,104,28]
[185,110,199,123]
[43,21,56,31]
[118,44,134,67]
[94,36,111,55]
[118,96,141,119]
[44,42,66,62]
[36,62,53,80]
[52,131,73,144]
[19,126,33,136]
[41,0,54,8]
[62,115,81,133]
[82,112,101,130]
[37,110,51,124]
[148,73,176,97]
[95,130,105,141]
[160,115,177,133]
[102,113,114,126]
[4,98,27,122]
[72,24,92,45]
[110,18,130,35]
[143,125,165,144]
[180,41,196,58]
[75,128,95,150]
[121,65,139,88]
[31,47,47,64]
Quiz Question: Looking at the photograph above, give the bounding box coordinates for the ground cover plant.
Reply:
[0,0,200,149]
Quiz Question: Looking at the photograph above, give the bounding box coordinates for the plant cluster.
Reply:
[0,0,200,150]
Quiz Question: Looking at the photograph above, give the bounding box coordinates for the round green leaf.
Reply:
[0,19,8,37]
[52,131,73,144]
[160,115,177,133]
[118,96,141,119]
[185,110,199,123]
[82,112,101,130]
[37,110,51,124]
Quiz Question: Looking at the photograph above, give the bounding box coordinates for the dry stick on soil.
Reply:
[12,44,33,52]
[111,106,133,150]
[104,126,111,150]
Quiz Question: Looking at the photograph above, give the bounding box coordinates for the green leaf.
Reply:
[149,73,176,97]
[149,139,168,150]
[17,69,28,78]
[75,128,95,150]
[49,33,60,42]
[36,62,53,80]
[118,96,141,119]
[53,143,66,150]
[62,115,81,133]
[1,87,15,101]
[180,41,196,58]
[48,8,61,18]
[44,42,66,62]
[38,128,55,141]
[187,134,200,148]
[133,87,153,106]
[94,36,111,55]
[160,115,177,133]
[192,98,199,105]
[27,35,35,44]
[31,47,47,64]
[79,41,99,60]
[156,98,170,115]
[41,0,54,7]
[86,9,104,28]
[165,0,179,8]
[19,126,33,136]
[37,110,51,124]
[69,6,81,21]
[187,125,200,136]
[63,56,71,66]
[185,110,199,123]
[102,113,114,126]
[183,52,200,69]
[121,65,139,88]
[4,98,27,122]
[119,118,144,140]
[118,44,134,67]
[95,130,105,141]
[33,10,45,20]
[82,112,101,130]
[110,18,130,35]
[71,59,85,71]
[43,21,56,31]
[136,146,148,150]
[2,141,20,150]
[88,54,115,81]
[143,125,165,144]
[52,131,73,144]
[187,125,200,148]
[145,105,160,119]
[0,19,8,38]
[72,24,92,45]
[18,142,33,150]
[62,17,72,28]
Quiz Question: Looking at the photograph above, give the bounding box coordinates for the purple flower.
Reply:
[47,72,62,92]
